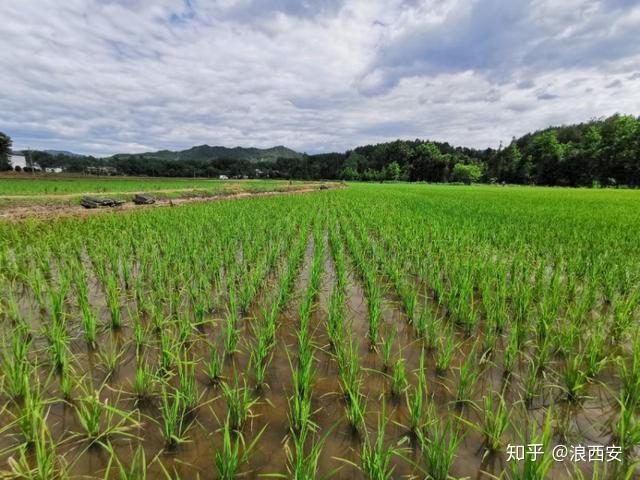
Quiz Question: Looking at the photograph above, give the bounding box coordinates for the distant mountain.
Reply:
[44,150,84,157]
[111,145,302,163]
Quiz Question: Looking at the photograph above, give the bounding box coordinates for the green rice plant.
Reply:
[98,343,124,379]
[417,413,463,480]
[280,422,336,480]
[1,325,32,400]
[47,278,69,327]
[214,415,265,480]
[176,353,200,415]
[522,358,541,406]
[73,388,139,445]
[381,326,395,372]
[613,402,640,456]
[249,320,275,391]
[287,347,316,435]
[508,408,553,480]
[478,392,510,452]
[75,271,97,348]
[435,328,456,374]
[105,272,122,329]
[345,382,367,435]
[456,344,479,406]
[46,316,68,371]
[584,329,607,378]
[327,288,345,352]
[563,354,588,403]
[206,345,224,386]
[6,412,67,480]
[158,329,177,374]
[390,357,408,398]
[104,443,149,480]
[360,404,402,480]
[618,342,640,410]
[17,375,47,446]
[133,358,155,402]
[424,310,442,351]
[221,377,256,431]
[611,291,639,342]
[366,275,383,349]
[406,351,427,436]
[414,301,429,339]
[59,361,74,400]
[223,291,240,356]
[159,385,191,449]
[503,326,521,376]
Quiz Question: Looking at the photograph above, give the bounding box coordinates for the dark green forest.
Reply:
[3,114,639,187]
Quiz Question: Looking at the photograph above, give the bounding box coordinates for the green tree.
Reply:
[452,163,482,184]
[0,132,12,171]
[340,166,359,181]
[385,161,401,181]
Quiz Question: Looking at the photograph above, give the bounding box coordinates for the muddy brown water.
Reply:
[0,227,631,479]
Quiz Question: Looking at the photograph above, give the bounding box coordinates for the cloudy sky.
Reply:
[1,0,639,156]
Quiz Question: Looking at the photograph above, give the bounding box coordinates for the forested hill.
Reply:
[3,114,639,187]
[111,144,301,163]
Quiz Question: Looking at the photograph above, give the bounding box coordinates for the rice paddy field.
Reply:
[0,182,639,479]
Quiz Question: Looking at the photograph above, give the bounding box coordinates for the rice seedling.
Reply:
[359,404,402,480]
[104,443,149,480]
[133,358,155,402]
[16,375,47,446]
[98,343,125,379]
[175,353,200,414]
[105,272,123,329]
[390,357,408,398]
[508,408,554,480]
[73,387,139,446]
[563,354,588,403]
[249,320,275,391]
[158,384,191,449]
[206,345,225,386]
[1,325,32,400]
[6,412,67,480]
[75,271,97,348]
[223,290,240,356]
[476,392,510,453]
[417,412,463,480]
[455,344,480,406]
[381,326,395,372]
[214,416,265,480]
[221,377,257,431]
[280,423,336,479]
[435,328,456,374]
[406,351,427,436]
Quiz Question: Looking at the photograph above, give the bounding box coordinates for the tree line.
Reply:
[2,114,639,186]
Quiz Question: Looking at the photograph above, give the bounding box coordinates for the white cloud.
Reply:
[0,0,639,156]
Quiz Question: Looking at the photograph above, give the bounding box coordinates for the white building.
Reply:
[9,154,31,169]
[9,154,62,173]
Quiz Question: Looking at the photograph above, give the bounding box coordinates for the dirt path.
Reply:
[0,186,219,200]
[0,185,342,222]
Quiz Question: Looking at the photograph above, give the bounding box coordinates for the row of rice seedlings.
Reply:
[331,325,365,435]
[339,216,384,349]
[74,268,98,348]
[2,324,32,400]
[286,228,324,438]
